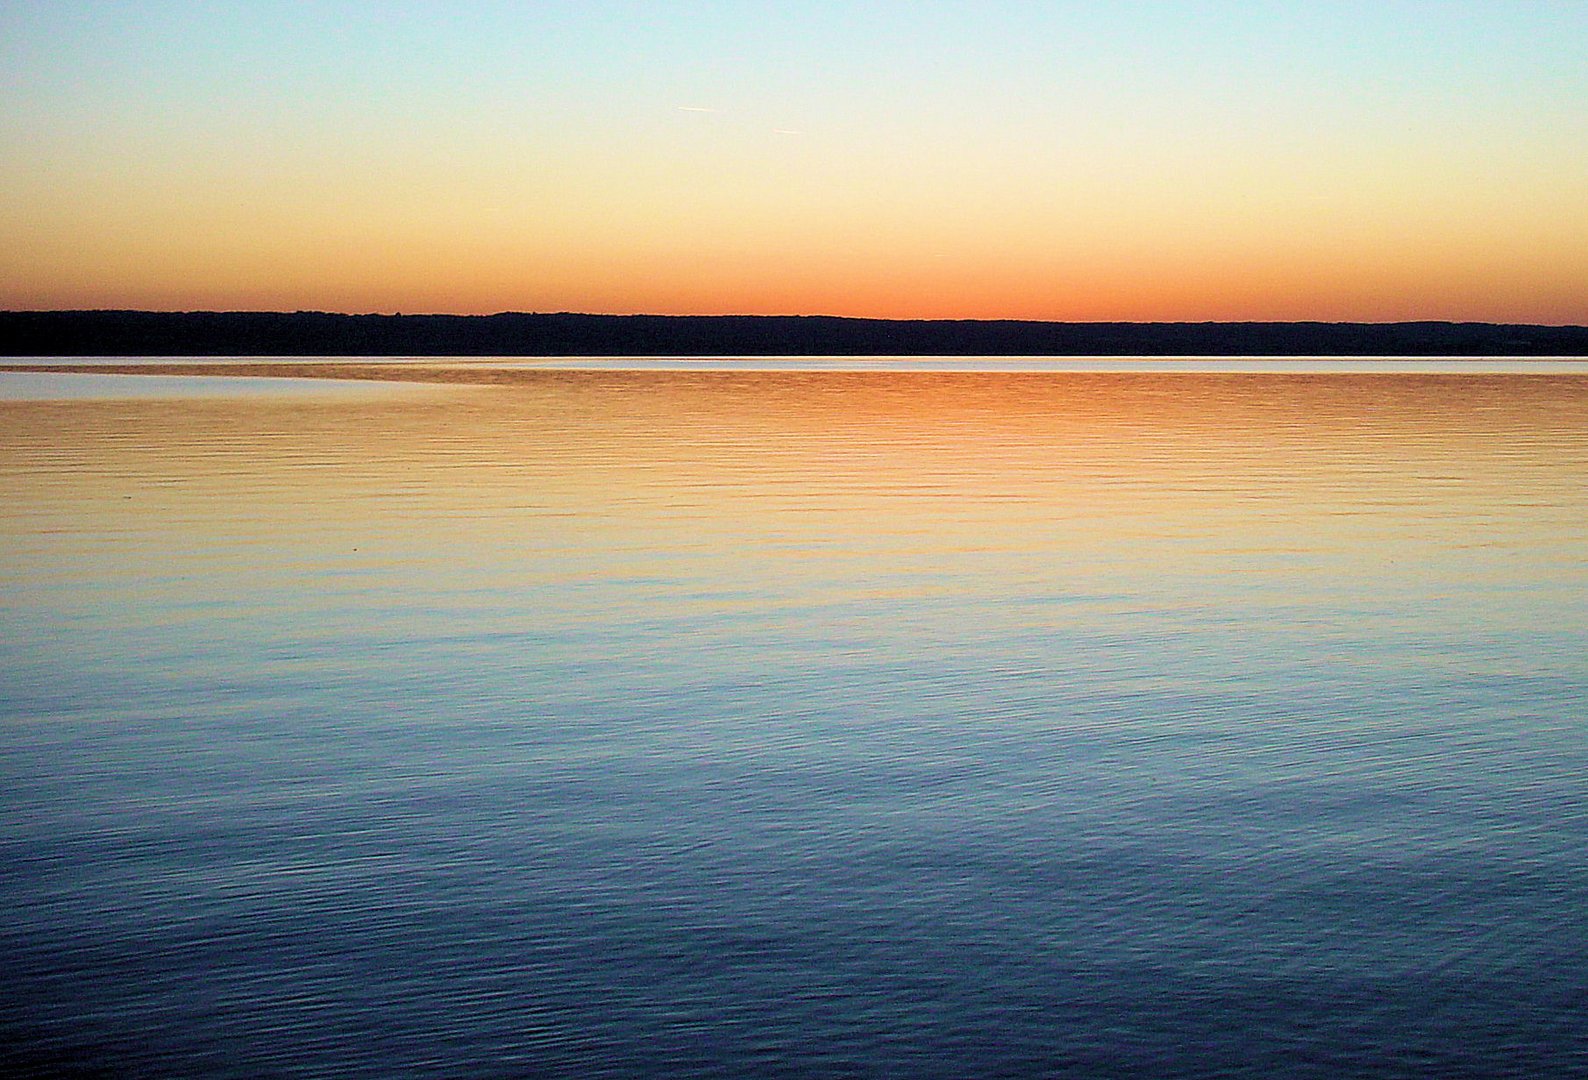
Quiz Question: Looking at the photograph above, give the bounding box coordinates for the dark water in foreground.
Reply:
[3,362,1587,1077]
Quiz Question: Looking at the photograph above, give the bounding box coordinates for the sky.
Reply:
[2,1,1585,322]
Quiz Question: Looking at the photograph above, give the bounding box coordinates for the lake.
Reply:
[3,359,1586,1077]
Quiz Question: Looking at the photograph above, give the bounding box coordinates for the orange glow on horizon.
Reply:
[3,6,1584,324]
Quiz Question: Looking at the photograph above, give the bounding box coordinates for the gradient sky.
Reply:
[2,1,1585,321]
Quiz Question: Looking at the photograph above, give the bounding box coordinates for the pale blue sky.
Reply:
[3,1,1585,318]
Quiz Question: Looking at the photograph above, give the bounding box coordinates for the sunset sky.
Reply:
[2,1,1585,322]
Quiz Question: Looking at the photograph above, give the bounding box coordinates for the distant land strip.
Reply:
[3,311,1587,357]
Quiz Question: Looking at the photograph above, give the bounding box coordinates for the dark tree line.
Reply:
[3,310,1586,356]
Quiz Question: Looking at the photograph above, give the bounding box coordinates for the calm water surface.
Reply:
[3,361,1586,1077]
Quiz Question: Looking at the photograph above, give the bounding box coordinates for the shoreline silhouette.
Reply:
[3,310,1586,357]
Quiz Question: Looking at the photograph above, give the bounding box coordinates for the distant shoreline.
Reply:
[3,310,1587,357]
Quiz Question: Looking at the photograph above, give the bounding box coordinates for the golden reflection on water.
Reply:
[4,370,1586,652]
[5,372,1587,544]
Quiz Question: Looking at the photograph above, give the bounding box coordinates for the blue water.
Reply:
[2,362,1586,1076]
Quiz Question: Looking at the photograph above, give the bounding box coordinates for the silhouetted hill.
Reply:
[2,310,1585,356]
